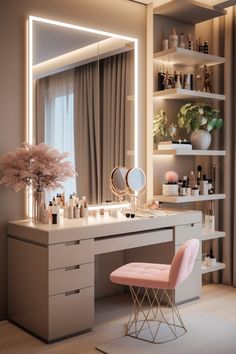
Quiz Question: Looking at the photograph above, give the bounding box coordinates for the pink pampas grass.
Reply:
[165,171,178,184]
[0,143,75,192]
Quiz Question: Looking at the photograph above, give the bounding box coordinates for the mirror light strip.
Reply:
[27,16,139,216]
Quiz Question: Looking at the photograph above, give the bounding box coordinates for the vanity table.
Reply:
[7,209,202,342]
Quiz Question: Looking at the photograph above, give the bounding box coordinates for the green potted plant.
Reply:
[177,103,223,150]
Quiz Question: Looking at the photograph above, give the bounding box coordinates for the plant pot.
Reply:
[190,129,211,150]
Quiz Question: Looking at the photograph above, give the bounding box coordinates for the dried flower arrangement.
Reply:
[0,143,75,192]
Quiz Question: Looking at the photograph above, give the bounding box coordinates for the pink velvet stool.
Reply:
[110,238,199,343]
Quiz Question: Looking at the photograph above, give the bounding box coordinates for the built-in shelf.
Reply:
[201,262,226,274]
[201,229,226,241]
[154,47,225,67]
[153,0,226,25]
[154,88,226,101]
[154,194,226,203]
[154,149,226,156]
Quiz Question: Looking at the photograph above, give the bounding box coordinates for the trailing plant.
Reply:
[153,110,169,143]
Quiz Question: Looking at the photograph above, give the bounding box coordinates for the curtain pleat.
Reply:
[212,6,236,286]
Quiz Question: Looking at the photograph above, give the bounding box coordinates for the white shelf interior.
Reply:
[153,0,226,25]
[201,262,226,274]
[154,194,226,203]
[201,229,226,241]
[154,88,226,101]
[154,47,225,67]
[154,149,226,156]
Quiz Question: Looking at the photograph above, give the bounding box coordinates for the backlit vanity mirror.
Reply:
[28,16,138,207]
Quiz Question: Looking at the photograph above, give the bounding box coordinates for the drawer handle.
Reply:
[65,240,80,246]
[184,223,195,228]
[65,289,80,296]
[65,265,80,271]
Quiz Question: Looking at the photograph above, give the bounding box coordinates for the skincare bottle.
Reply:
[41,205,49,224]
[179,33,185,48]
[187,34,193,50]
[68,200,74,219]
[69,195,74,207]
[80,200,85,218]
[205,201,215,233]
[169,28,178,48]
[82,196,88,218]
[52,204,58,224]
[198,37,204,52]
[204,40,208,54]
[191,185,199,196]
[197,165,202,185]
[63,203,69,219]
[162,38,168,51]
[48,201,53,223]
[189,171,196,188]
[175,71,182,88]
[74,203,80,219]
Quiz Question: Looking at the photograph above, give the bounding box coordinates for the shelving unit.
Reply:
[148,0,227,282]
[154,149,226,156]
[201,229,225,241]
[154,47,225,67]
[201,262,226,274]
[155,194,226,204]
[154,88,226,100]
[153,0,226,25]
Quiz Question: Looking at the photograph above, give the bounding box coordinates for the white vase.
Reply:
[162,184,179,196]
[190,129,211,150]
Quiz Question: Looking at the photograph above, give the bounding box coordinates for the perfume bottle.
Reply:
[169,28,178,48]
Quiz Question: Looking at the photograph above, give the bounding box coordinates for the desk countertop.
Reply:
[8,209,201,246]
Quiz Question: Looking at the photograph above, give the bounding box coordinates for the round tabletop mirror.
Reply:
[110,166,128,196]
[126,167,146,194]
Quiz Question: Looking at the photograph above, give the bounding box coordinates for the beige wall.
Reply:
[0,0,147,320]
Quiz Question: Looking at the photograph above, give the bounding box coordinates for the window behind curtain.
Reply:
[44,69,76,201]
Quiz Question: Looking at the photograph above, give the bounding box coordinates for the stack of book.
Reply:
[158,141,192,150]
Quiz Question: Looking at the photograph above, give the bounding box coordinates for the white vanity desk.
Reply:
[7,209,202,342]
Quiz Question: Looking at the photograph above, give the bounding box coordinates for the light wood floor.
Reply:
[0,284,236,354]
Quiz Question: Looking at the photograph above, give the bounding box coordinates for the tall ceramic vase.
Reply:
[33,191,45,222]
[190,129,211,150]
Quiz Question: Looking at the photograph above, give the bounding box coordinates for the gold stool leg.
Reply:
[126,286,187,343]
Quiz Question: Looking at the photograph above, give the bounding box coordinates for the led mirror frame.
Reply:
[27,15,139,217]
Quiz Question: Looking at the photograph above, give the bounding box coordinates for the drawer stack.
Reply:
[7,237,95,342]
[48,239,95,341]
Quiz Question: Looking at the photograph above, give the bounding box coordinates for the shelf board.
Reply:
[154,88,226,100]
[154,149,226,156]
[154,194,226,203]
[153,0,226,25]
[153,47,225,67]
[201,229,225,241]
[201,262,225,274]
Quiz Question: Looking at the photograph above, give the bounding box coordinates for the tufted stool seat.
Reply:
[110,239,199,344]
[110,262,170,289]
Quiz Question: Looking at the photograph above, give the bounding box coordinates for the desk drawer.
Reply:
[95,229,173,255]
[49,263,94,296]
[49,286,94,340]
[49,239,94,270]
[175,223,202,245]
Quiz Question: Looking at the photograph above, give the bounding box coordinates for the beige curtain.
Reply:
[74,52,128,204]
[212,6,236,286]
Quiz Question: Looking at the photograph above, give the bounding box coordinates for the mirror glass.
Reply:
[110,166,128,196]
[126,167,146,193]
[30,17,137,204]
